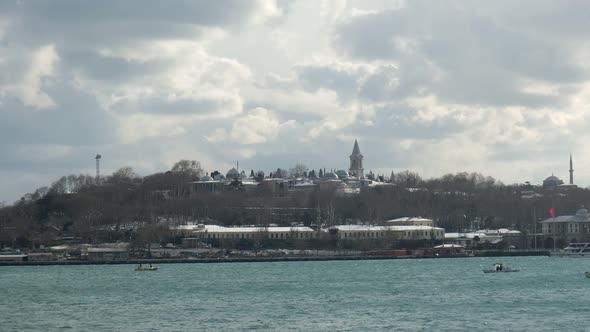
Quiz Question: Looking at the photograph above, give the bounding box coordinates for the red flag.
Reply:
[549,207,555,218]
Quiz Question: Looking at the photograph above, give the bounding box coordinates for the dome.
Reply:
[576,208,589,217]
[226,168,239,179]
[543,174,563,188]
[335,170,349,179]
[200,175,214,182]
[323,172,338,180]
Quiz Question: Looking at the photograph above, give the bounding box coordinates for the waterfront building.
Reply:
[386,217,434,227]
[540,207,590,243]
[444,229,521,248]
[174,224,317,241]
[86,243,129,261]
[0,248,27,262]
[329,225,445,241]
[26,253,55,262]
[432,244,466,255]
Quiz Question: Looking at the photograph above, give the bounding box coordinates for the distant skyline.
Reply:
[1,0,590,203]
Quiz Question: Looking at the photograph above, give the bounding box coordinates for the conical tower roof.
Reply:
[351,139,362,156]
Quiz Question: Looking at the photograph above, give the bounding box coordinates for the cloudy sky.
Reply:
[1,0,590,203]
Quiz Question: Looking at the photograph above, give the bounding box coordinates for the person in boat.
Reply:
[138,263,143,269]
[149,263,153,268]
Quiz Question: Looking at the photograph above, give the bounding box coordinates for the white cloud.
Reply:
[4,1,590,202]
[206,107,295,145]
[2,45,59,109]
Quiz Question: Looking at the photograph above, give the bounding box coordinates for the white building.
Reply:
[329,225,445,241]
[386,217,434,227]
[444,229,521,247]
[174,224,317,241]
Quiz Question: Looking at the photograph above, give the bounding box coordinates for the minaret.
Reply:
[569,153,574,185]
[349,139,364,178]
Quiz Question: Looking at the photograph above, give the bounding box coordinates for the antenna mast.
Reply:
[95,154,102,182]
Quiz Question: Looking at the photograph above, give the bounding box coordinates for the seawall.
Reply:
[0,250,550,266]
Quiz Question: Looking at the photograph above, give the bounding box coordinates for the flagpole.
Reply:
[553,215,556,252]
[550,207,556,252]
[527,201,537,250]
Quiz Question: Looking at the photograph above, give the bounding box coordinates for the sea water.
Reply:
[0,256,589,331]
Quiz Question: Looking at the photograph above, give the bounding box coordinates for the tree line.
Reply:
[1,159,589,250]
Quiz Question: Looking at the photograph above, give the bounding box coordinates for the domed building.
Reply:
[192,173,224,193]
[226,167,239,180]
[323,172,339,180]
[335,170,349,179]
[542,174,563,188]
[200,174,214,182]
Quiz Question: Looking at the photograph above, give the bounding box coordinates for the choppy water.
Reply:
[1,256,589,331]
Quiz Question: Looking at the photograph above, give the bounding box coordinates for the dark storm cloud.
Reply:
[0,0,259,41]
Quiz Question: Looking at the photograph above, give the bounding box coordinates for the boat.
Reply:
[585,272,590,278]
[134,265,158,271]
[482,263,520,273]
[551,243,590,257]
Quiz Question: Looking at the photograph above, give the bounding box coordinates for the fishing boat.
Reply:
[482,263,520,273]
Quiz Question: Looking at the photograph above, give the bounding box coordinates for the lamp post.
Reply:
[533,203,537,250]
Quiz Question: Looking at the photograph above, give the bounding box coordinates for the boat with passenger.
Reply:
[552,243,590,257]
[482,263,520,273]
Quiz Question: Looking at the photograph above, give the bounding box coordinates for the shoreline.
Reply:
[0,250,550,266]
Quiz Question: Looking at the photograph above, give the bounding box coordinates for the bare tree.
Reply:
[169,160,204,196]
[290,163,309,177]
[171,160,204,178]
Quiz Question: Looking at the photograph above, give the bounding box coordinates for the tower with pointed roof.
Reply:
[349,139,364,178]
[569,153,574,185]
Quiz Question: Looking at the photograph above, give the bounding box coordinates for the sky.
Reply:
[1,0,590,203]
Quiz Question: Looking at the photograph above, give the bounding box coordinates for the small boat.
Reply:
[134,265,158,271]
[585,272,590,278]
[482,263,520,273]
[483,267,520,273]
